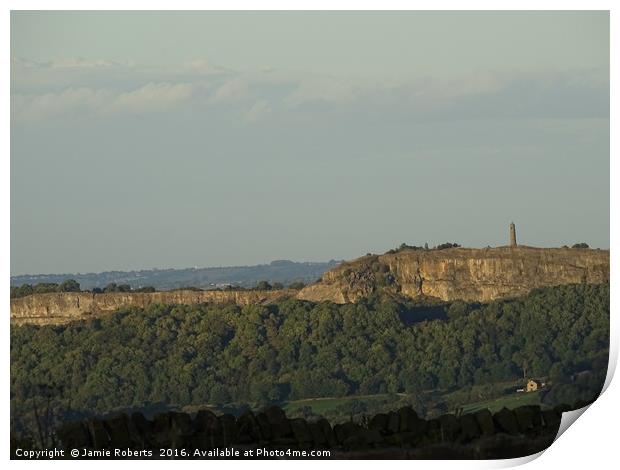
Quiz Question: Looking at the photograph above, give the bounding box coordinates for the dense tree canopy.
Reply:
[10,283,609,439]
[10,280,82,298]
[11,281,160,297]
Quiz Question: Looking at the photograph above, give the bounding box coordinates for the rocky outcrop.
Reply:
[297,246,609,303]
[10,246,610,325]
[10,289,293,326]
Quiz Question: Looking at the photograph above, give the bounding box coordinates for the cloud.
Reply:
[282,68,609,122]
[184,59,229,75]
[284,75,364,106]
[12,82,194,121]
[11,56,222,94]
[10,56,609,125]
[245,99,272,122]
[210,78,248,103]
[48,57,132,69]
[11,56,133,72]
[107,82,194,114]
[12,87,111,121]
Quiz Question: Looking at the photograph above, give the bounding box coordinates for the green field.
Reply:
[181,381,546,420]
[283,393,393,415]
[282,387,544,419]
[459,390,543,414]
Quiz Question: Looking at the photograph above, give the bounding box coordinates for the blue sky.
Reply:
[10,11,609,275]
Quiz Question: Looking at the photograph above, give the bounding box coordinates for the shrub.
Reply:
[58,279,80,292]
[255,281,272,290]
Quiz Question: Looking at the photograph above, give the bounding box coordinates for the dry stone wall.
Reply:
[55,403,567,459]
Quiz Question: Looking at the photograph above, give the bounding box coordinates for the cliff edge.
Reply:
[10,289,293,325]
[11,246,610,325]
[296,246,609,303]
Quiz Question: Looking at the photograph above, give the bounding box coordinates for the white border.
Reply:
[3,2,616,468]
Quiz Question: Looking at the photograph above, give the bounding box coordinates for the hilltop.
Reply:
[10,245,609,325]
[298,246,609,303]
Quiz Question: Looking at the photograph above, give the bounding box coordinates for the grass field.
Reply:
[283,393,393,415]
[460,390,543,414]
[182,382,545,420]
[283,386,544,419]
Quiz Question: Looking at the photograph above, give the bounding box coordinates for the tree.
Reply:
[572,243,589,249]
[32,283,59,294]
[103,283,132,293]
[255,281,272,291]
[9,283,609,442]
[58,279,80,292]
[447,301,468,320]
[435,243,461,250]
[11,284,33,298]
[135,286,156,293]
[103,283,118,293]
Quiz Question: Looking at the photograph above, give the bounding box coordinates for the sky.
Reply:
[10,11,610,275]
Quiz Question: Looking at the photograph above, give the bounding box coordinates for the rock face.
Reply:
[10,289,293,326]
[10,246,610,325]
[297,246,609,304]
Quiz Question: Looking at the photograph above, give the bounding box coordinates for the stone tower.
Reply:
[510,222,517,247]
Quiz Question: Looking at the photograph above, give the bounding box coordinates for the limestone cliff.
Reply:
[10,246,610,325]
[10,289,293,326]
[297,246,609,303]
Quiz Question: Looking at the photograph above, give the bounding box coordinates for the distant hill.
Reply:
[10,259,342,290]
